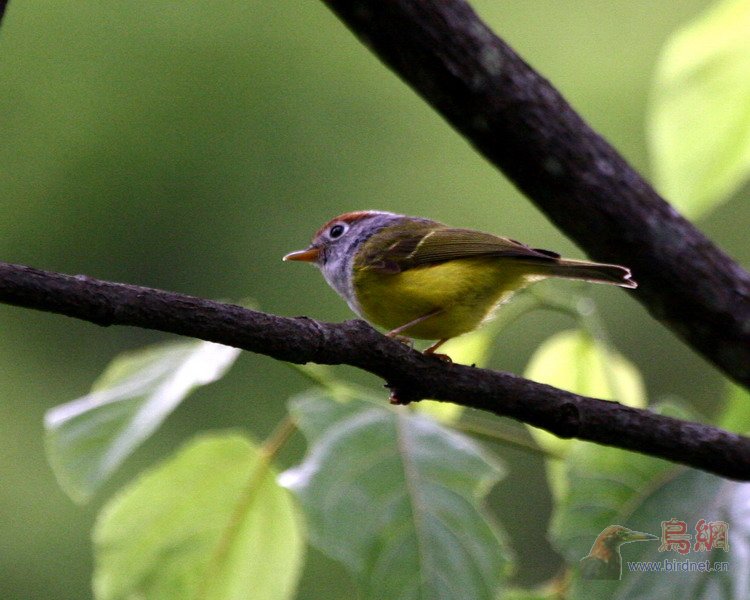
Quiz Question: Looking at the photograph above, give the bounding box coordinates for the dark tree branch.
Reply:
[320,0,750,388]
[1,261,749,480]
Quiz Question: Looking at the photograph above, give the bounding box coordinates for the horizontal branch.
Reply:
[1,261,749,480]
[321,0,750,388]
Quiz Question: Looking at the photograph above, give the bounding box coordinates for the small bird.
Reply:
[284,211,636,356]
[579,525,658,580]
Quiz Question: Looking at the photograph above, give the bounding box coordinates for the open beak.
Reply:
[283,247,321,263]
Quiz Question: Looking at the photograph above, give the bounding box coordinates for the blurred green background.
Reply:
[1,1,748,598]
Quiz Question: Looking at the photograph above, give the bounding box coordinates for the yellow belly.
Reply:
[353,257,530,340]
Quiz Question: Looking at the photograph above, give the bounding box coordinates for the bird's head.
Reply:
[284,210,398,267]
[591,525,658,558]
[283,210,402,301]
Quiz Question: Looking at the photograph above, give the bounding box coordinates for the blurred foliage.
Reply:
[649,0,750,219]
[46,340,241,502]
[720,383,750,434]
[93,433,303,600]
[2,0,749,599]
[524,327,646,502]
[525,329,646,410]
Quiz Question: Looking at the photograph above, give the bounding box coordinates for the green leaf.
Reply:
[719,382,750,433]
[93,432,304,600]
[524,329,646,499]
[45,340,241,502]
[524,329,645,409]
[281,392,510,600]
[649,0,750,219]
[289,362,352,398]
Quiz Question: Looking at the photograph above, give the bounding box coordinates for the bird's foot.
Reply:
[423,338,451,362]
[424,351,452,363]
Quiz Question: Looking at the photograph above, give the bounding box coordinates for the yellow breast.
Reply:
[352,257,530,339]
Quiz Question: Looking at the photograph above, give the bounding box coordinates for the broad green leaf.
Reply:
[289,363,356,400]
[525,329,645,410]
[569,469,750,599]
[281,392,510,600]
[93,433,304,600]
[45,340,241,502]
[649,0,750,219]
[418,328,494,423]
[437,328,493,367]
[719,382,750,433]
[524,329,646,499]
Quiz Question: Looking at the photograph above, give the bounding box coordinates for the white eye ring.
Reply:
[328,223,348,239]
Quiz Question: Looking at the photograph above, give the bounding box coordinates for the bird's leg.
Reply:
[386,309,452,362]
[424,338,452,363]
[386,308,443,338]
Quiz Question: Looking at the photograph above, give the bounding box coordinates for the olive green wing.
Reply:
[402,228,560,267]
[359,224,558,273]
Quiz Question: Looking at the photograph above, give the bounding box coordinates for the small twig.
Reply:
[261,414,298,459]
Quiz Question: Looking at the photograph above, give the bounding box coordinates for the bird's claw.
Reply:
[425,352,452,363]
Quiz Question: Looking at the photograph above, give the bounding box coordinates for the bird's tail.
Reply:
[525,258,637,289]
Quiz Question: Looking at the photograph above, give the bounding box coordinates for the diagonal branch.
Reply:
[1,261,749,480]
[320,0,750,388]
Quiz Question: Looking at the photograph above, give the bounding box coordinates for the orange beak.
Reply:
[283,247,321,263]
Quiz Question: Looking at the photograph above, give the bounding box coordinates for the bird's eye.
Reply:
[328,223,347,239]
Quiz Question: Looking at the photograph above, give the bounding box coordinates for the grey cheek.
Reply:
[321,253,362,317]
